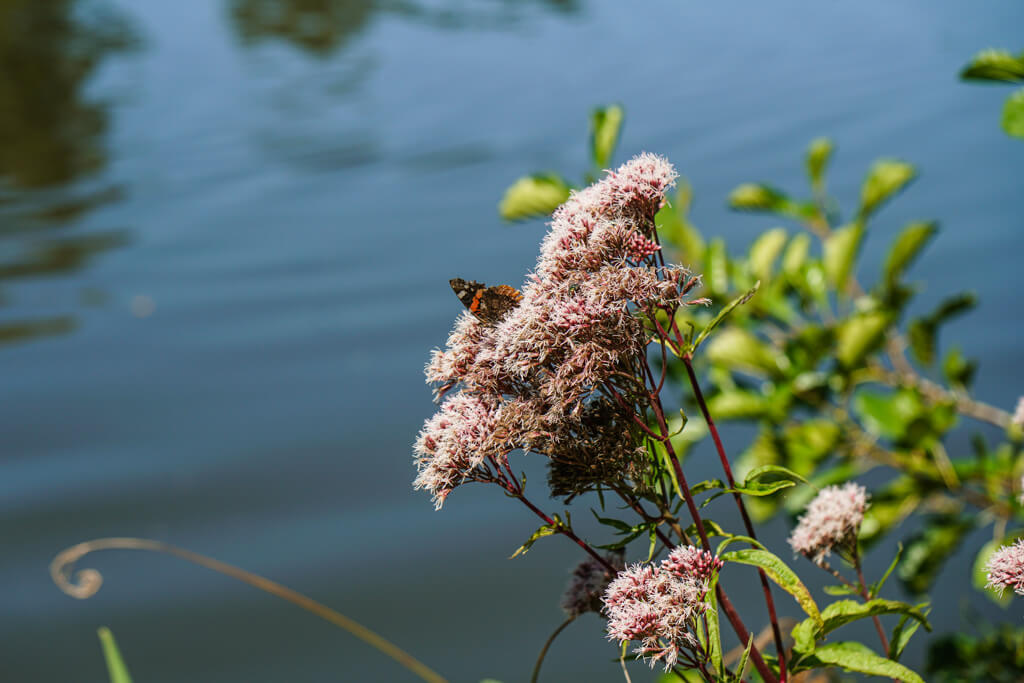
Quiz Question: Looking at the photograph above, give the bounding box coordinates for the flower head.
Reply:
[561,554,624,617]
[789,482,868,565]
[602,545,721,670]
[986,539,1024,597]
[415,154,706,506]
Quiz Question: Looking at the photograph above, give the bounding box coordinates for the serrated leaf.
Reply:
[590,104,625,169]
[814,641,924,683]
[1002,88,1024,139]
[98,628,133,683]
[720,549,821,626]
[749,228,788,283]
[859,160,916,219]
[498,173,571,221]
[836,310,890,367]
[960,48,1024,82]
[883,221,937,289]
[824,223,864,292]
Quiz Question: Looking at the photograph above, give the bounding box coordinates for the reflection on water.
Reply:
[0,0,136,346]
[229,0,579,57]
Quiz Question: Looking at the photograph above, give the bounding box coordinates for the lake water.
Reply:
[2,1,1023,681]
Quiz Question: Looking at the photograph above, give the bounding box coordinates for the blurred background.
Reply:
[1,1,1022,681]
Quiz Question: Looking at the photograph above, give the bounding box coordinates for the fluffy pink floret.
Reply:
[986,539,1024,596]
[413,392,500,509]
[788,482,868,565]
[602,545,721,671]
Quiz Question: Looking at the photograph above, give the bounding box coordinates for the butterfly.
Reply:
[449,278,523,324]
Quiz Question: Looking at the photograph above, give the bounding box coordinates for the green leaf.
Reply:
[907,293,976,366]
[818,598,931,636]
[706,390,770,420]
[705,574,724,677]
[1002,88,1024,139]
[728,479,796,497]
[742,464,812,488]
[690,282,760,353]
[960,48,1024,82]
[806,137,834,192]
[720,549,822,626]
[836,310,890,367]
[705,327,781,377]
[98,627,133,683]
[705,238,729,297]
[883,221,937,289]
[656,184,705,262]
[590,104,625,169]
[814,641,924,683]
[888,604,930,661]
[823,584,860,596]
[870,543,903,598]
[859,160,916,219]
[728,184,815,219]
[898,516,973,594]
[942,347,977,389]
[510,518,562,558]
[853,389,924,440]
[498,173,571,221]
[782,233,812,278]
[824,223,864,292]
[748,228,788,283]
[735,633,754,680]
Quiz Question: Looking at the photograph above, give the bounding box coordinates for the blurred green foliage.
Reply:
[960,48,1024,139]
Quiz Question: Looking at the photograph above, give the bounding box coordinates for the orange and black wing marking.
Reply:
[449,278,523,324]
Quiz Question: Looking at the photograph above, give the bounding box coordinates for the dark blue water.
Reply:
[2,1,1022,681]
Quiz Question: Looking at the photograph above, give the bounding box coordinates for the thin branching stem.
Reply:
[530,615,576,683]
[682,354,788,681]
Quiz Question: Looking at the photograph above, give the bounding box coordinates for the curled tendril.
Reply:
[50,537,448,683]
[51,538,158,599]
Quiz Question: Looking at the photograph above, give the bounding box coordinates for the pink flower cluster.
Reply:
[415,154,705,508]
[602,546,723,670]
[788,482,868,565]
[985,539,1024,597]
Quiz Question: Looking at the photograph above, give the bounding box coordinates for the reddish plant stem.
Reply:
[645,379,778,683]
[682,354,788,682]
[855,557,890,654]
